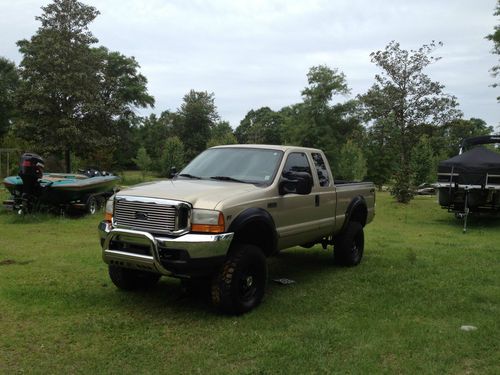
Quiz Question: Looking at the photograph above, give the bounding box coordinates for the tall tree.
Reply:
[15,0,153,172]
[363,116,399,190]
[359,41,461,203]
[133,146,152,179]
[336,140,367,181]
[0,57,19,140]
[441,118,494,157]
[486,0,500,100]
[208,121,236,147]
[411,136,435,185]
[160,136,185,177]
[235,107,283,144]
[176,90,218,160]
[281,65,364,171]
[139,112,177,159]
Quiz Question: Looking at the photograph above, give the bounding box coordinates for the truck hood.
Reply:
[116,179,261,209]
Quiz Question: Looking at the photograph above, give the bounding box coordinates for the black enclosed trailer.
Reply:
[435,135,500,231]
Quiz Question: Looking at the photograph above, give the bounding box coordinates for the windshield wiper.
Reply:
[209,176,248,183]
[178,173,202,179]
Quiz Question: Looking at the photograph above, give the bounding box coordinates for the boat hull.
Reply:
[3,173,120,206]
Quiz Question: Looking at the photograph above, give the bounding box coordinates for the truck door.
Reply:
[310,152,336,235]
[274,152,321,248]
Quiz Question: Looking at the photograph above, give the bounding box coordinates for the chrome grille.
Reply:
[113,196,190,235]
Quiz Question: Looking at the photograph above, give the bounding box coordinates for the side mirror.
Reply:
[169,167,177,179]
[279,171,313,195]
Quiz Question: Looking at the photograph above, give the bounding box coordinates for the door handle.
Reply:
[315,195,320,207]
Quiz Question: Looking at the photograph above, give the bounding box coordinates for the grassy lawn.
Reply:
[0,189,499,374]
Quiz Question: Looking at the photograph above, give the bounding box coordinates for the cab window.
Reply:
[312,152,330,187]
[283,152,312,179]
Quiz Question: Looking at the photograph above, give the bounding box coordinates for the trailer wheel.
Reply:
[108,265,161,290]
[86,196,99,215]
[211,244,267,315]
[334,221,364,266]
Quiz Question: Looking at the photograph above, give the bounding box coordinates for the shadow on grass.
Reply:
[433,213,500,230]
[62,248,340,318]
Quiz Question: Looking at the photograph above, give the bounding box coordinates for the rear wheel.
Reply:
[334,221,364,266]
[108,265,161,290]
[211,244,267,315]
[86,196,99,215]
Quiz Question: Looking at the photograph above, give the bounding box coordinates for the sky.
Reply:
[1,0,499,130]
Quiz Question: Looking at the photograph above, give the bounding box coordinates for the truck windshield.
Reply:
[178,148,284,185]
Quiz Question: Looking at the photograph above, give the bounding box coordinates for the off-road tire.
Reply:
[108,265,161,290]
[211,244,267,315]
[334,221,364,266]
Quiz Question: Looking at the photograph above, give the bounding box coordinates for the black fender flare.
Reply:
[340,195,368,234]
[227,208,278,255]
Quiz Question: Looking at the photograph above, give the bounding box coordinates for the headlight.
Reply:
[104,196,115,222]
[191,209,225,233]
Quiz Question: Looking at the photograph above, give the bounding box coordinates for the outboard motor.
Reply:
[18,153,44,197]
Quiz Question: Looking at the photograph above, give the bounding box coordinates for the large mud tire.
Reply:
[334,221,364,267]
[211,244,267,315]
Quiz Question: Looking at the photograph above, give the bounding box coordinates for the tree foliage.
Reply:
[336,140,367,181]
[235,107,282,144]
[176,90,218,160]
[208,121,236,147]
[15,0,153,172]
[133,146,152,179]
[277,65,364,171]
[359,41,461,203]
[160,136,184,177]
[411,136,435,185]
[486,0,500,100]
[0,57,19,140]
[363,116,399,189]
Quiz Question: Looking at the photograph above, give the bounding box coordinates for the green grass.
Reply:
[0,190,499,374]
[118,170,161,187]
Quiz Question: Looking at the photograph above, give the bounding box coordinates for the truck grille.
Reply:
[113,196,190,235]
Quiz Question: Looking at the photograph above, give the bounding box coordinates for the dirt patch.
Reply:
[0,259,33,266]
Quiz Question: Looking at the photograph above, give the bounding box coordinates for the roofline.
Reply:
[210,144,323,153]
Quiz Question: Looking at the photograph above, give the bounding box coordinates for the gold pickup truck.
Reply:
[99,145,375,314]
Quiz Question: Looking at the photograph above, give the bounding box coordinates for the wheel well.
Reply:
[232,220,276,257]
[350,204,368,227]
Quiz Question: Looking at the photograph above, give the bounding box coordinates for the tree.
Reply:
[336,140,367,181]
[207,121,236,147]
[359,41,461,203]
[0,57,19,140]
[140,112,177,155]
[411,136,435,185]
[235,107,282,144]
[441,118,494,157]
[133,147,152,179]
[176,90,218,160]
[486,0,500,100]
[160,136,184,177]
[280,65,364,171]
[363,116,399,190]
[15,0,153,172]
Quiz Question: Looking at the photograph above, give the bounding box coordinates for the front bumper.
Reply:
[98,221,234,278]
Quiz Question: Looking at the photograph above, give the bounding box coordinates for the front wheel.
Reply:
[108,265,161,290]
[211,244,267,315]
[334,221,364,266]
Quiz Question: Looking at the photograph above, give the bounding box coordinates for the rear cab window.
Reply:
[311,152,331,187]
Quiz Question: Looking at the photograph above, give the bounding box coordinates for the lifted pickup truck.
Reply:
[99,145,375,314]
